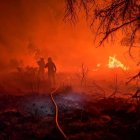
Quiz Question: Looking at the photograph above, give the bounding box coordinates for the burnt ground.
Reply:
[0,87,140,140]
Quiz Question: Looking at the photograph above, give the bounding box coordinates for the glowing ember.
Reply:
[97,63,101,67]
[108,56,129,71]
[93,63,101,71]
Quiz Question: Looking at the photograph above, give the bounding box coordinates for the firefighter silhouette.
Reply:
[37,57,46,80]
[45,57,56,87]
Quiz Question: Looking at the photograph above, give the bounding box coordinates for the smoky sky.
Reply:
[0,0,137,74]
[0,0,63,47]
[0,0,65,67]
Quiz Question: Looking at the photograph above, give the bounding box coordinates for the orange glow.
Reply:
[0,0,138,77]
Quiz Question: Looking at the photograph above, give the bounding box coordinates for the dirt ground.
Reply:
[0,86,140,140]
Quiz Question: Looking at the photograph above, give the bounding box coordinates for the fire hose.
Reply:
[50,88,68,140]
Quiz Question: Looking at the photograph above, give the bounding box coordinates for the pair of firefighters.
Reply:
[37,57,56,86]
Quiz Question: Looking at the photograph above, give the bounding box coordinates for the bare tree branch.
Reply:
[65,0,140,49]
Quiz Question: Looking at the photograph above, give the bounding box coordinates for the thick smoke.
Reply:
[0,0,137,81]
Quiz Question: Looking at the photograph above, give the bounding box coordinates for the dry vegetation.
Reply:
[0,70,140,140]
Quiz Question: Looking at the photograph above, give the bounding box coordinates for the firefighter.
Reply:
[37,57,46,80]
[45,57,56,87]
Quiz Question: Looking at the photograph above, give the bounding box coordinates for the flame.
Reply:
[108,56,129,71]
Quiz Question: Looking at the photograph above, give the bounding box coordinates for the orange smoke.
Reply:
[0,0,138,76]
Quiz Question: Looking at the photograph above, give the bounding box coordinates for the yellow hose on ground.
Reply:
[50,88,68,140]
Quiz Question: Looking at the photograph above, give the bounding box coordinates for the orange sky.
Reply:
[0,0,139,75]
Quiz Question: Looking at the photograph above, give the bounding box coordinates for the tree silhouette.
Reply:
[65,0,140,51]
